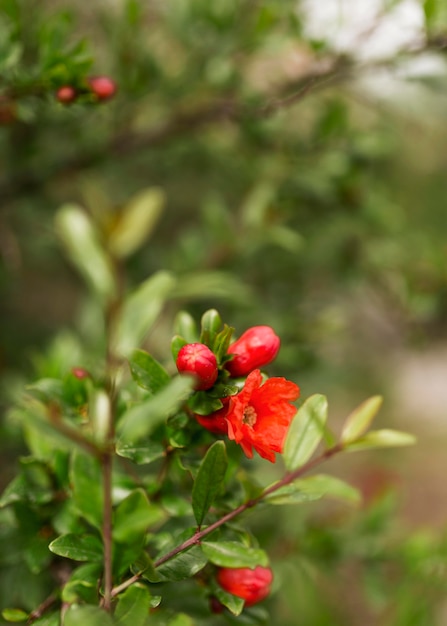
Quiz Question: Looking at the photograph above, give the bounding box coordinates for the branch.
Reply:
[0,60,346,204]
[111,441,344,598]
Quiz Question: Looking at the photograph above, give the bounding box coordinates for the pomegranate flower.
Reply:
[216,565,273,606]
[197,369,299,462]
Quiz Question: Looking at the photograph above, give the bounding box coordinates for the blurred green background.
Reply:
[1,0,447,623]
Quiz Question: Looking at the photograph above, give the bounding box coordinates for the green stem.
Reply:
[111,442,344,597]
[102,450,114,611]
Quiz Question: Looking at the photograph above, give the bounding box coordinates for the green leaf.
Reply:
[114,489,166,543]
[192,441,228,526]
[173,311,198,343]
[171,335,188,361]
[115,440,165,465]
[129,349,170,394]
[283,394,328,471]
[201,541,269,568]
[199,309,222,347]
[156,545,208,581]
[117,375,193,442]
[64,605,114,626]
[167,614,194,626]
[55,204,116,301]
[266,474,361,506]
[108,187,165,258]
[187,391,223,416]
[90,388,111,444]
[209,579,244,616]
[70,451,103,529]
[1,609,28,623]
[346,429,417,452]
[341,396,383,444]
[113,270,176,357]
[115,583,152,626]
[61,563,102,603]
[49,533,103,562]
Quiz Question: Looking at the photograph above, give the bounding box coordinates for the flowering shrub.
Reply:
[0,201,416,625]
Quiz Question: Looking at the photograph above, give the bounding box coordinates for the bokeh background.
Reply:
[1,0,447,623]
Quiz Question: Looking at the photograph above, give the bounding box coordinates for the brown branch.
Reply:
[27,593,58,624]
[0,62,346,204]
[110,441,344,598]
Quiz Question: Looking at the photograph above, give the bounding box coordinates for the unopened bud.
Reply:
[216,565,273,606]
[176,343,218,391]
[87,76,117,101]
[226,326,280,377]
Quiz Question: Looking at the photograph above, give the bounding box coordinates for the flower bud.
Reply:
[226,326,280,377]
[87,76,117,101]
[56,85,77,104]
[216,565,273,606]
[176,343,218,391]
[71,367,90,380]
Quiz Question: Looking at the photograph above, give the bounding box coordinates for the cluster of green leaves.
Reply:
[0,265,415,625]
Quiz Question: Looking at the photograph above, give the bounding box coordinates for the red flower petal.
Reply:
[225,369,299,463]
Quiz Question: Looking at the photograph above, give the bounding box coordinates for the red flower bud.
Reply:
[71,367,90,380]
[56,86,77,104]
[176,343,218,391]
[87,76,117,101]
[226,326,280,377]
[216,565,273,607]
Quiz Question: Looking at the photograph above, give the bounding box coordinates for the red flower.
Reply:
[197,369,299,463]
[226,326,280,377]
[216,565,273,606]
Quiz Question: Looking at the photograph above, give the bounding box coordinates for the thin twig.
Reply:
[27,593,58,624]
[110,441,344,597]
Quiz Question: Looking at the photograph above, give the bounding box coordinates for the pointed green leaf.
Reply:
[283,394,328,471]
[114,583,152,626]
[62,563,102,603]
[192,441,228,526]
[117,375,193,442]
[1,609,28,622]
[55,204,116,300]
[346,429,417,452]
[173,311,198,343]
[49,533,103,562]
[156,545,208,581]
[64,605,114,626]
[114,489,166,543]
[70,450,103,529]
[199,309,222,347]
[113,270,176,357]
[267,474,361,506]
[341,396,383,444]
[211,583,245,616]
[201,541,269,568]
[129,349,170,394]
[115,440,165,465]
[108,187,165,258]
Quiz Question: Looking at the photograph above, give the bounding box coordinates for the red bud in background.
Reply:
[226,326,280,377]
[216,565,273,606]
[56,86,78,104]
[87,76,117,101]
[176,343,218,391]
